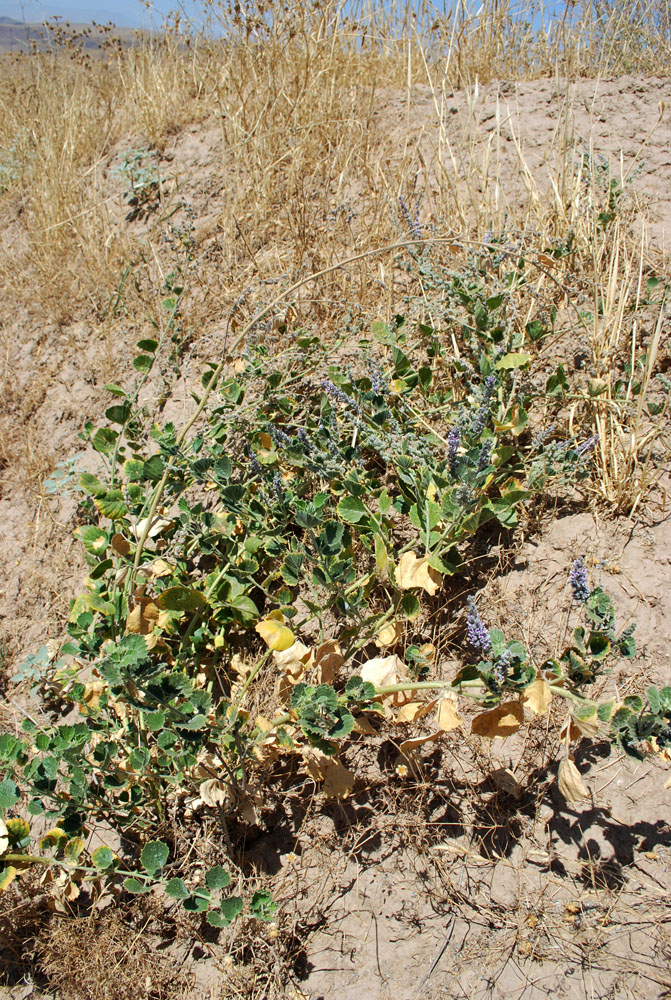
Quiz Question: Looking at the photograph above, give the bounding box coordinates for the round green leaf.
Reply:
[0,779,19,810]
[165,877,190,900]
[144,710,165,732]
[140,839,169,874]
[205,865,230,890]
[156,587,207,612]
[219,896,243,923]
[337,495,368,524]
[124,876,153,895]
[92,846,115,870]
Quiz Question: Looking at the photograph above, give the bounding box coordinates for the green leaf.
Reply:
[143,456,165,482]
[92,846,115,869]
[495,352,531,370]
[140,840,169,874]
[65,837,85,862]
[597,701,614,723]
[165,878,190,900]
[133,354,153,373]
[0,779,19,809]
[144,710,165,732]
[104,383,127,397]
[157,587,207,612]
[205,865,230,890]
[378,489,392,515]
[80,472,106,497]
[124,877,153,895]
[624,695,643,713]
[219,896,243,923]
[136,339,158,353]
[647,687,661,714]
[92,427,118,456]
[94,490,128,520]
[89,558,113,581]
[123,458,145,481]
[281,553,304,586]
[250,889,278,921]
[400,593,421,619]
[337,495,368,524]
[183,888,212,912]
[105,403,131,425]
[77,526,108,556]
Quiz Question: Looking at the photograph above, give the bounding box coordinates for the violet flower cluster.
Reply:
[466,597,492,654]
[569,557,590,603]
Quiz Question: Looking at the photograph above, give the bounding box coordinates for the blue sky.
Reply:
[1,0,571,31]
[0,0,203,27]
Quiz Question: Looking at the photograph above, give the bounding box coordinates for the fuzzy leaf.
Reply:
[250,889,278,921]
[205,866,231,890]
[91,846,116,870]
[219,896,244,923]
[337,495,368,524]
[165,878,190,900]
[124,877,153,895]
[140,840,169,875]
[0,779,19,810]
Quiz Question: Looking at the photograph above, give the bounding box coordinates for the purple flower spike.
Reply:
[569,557,590,603]
[466,597,491,654]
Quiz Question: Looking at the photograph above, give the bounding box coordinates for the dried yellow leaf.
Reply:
[310,640,343,684]
[0,866,17,892]
[127,599,160,636]
[559,715,582,743]
[133,516,173,540]
[256,618,295,651]
[399,732,440,755]
[436,697,463,732]
[111,532,131,557]
[570,712,599,738]
[522,678,551,715]
[396,701,433,724]
[199,779,235,810]
[557,759,589,803]
[471,701,524,739]
[360,654,406,689]
[376,620,403,647]
[81,681,105,712]
[273,640,311,678]
[322,761,355,799]
[396,552,442,597]
[303,753,355,799]
[151,559,174,578]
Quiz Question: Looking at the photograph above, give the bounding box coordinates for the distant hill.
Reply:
[0,19,146,53]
